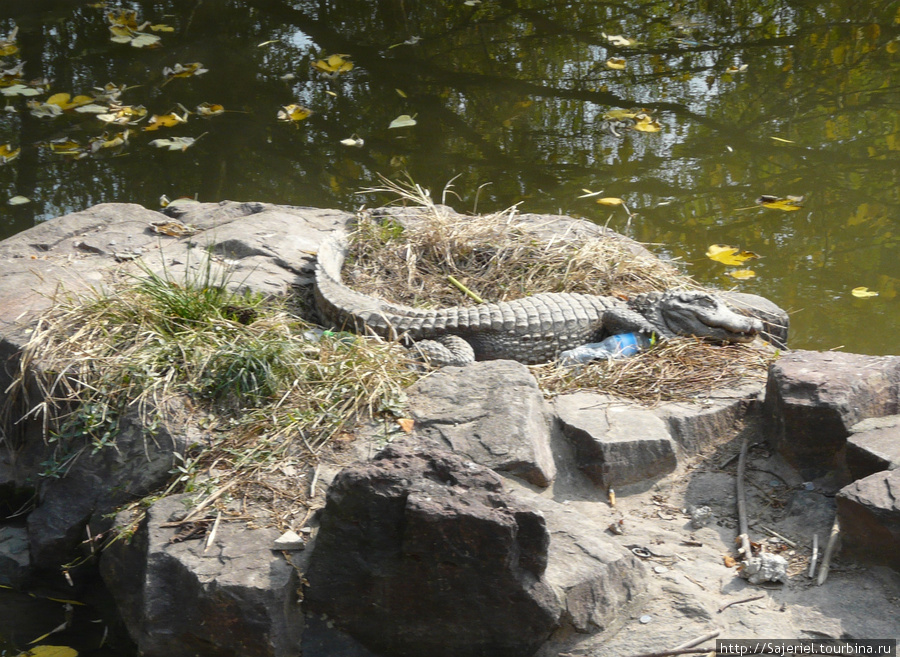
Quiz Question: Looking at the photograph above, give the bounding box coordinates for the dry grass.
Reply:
[349,177,698,308]
[6,257,418,533]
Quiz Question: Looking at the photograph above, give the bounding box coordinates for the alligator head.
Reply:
[633,291,763,343]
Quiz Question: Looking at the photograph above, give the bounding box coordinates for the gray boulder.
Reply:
[846,415,900,481]
[654,380,766,456]
[100,494,303,657]
[0,201,352,568]
[407,360,556,486]
[836,468,900,571]
[763,350,900,480]
[303,444,561,657]
[555,392,677,490]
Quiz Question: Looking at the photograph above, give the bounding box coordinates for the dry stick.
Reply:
[736,435,752,562]
[614,648,718,657]
[204,511,222,553]
[182,479,239,524]
[808,533,819,578]
[817,517,841,585]
[759,525,798,548]
[717,593,765,613]
[309,464,320,498]
[670,629,720,650]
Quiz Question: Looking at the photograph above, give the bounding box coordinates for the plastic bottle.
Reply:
[559,332,655,365]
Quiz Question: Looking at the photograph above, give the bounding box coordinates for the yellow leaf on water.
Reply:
[769,136,795,143]
[150,24,175,32]
[596,197,625,206]
[633,113,661,132]
[8,195,30,205]
[851,287,879,298]
[602,109,639,121]
[16,646,78,657]
[277,104,312,122]
[312,54,354,75]
[756,195,804,211]
[706,244,760,266]
[195,102,224,117]
[727,269,756,280]
[144,112,188,131]
[606,57,627,70]
[46,93,71,107]
[163,62,208,79]
[395,89,407,98]
[0,143,21,163]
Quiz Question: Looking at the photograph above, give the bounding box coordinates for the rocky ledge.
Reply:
[1,202,898,657]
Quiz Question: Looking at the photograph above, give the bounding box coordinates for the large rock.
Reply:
[517,492,647,634]
[24,404,193,569]
[407,360,556,486]
[845,415,900,481]
[654,381,766,456]
[555,392,677,490]
[835,468,900,571]
[100,494,303,657]
[0,201,352,567]
[303,445,561,657]
[763,350,900,480]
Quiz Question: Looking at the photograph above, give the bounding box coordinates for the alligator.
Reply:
[313,235,765,366]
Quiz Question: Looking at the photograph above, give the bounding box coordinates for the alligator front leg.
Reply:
[412,335,476,366]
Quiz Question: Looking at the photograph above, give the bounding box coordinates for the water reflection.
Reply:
[0,0,896,355]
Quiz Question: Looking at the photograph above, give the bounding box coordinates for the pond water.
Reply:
[0,0,897,652]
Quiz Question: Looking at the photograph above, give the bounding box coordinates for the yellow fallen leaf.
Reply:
[602,109,639,121]
[46,93,95,110]
[277,104,312,122]
[756,195,804,211]
[633,114,661,132]
[312,53,353,75]
[769,136,794,143]
[397,418,415,433]
[150,24,175,32]
[851,287,879,298]
[163,62,208,79]
[606,57,627,70]
[144,112,188,131]
[0,143,21,164]
[16,645,78,657]
[195,102,225,117]
[596,197,625,206]
[706,244,760,266]
[727,269,756,280]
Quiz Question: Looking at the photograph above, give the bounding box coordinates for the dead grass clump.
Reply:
[348,176,697,309]
[6,258,418,528]
[534,338,773,404]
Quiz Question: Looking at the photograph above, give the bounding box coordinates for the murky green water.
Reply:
[0,1,898,355]
[0,0,897,652]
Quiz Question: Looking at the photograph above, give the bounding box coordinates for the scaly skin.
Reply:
[313,236,763,366]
